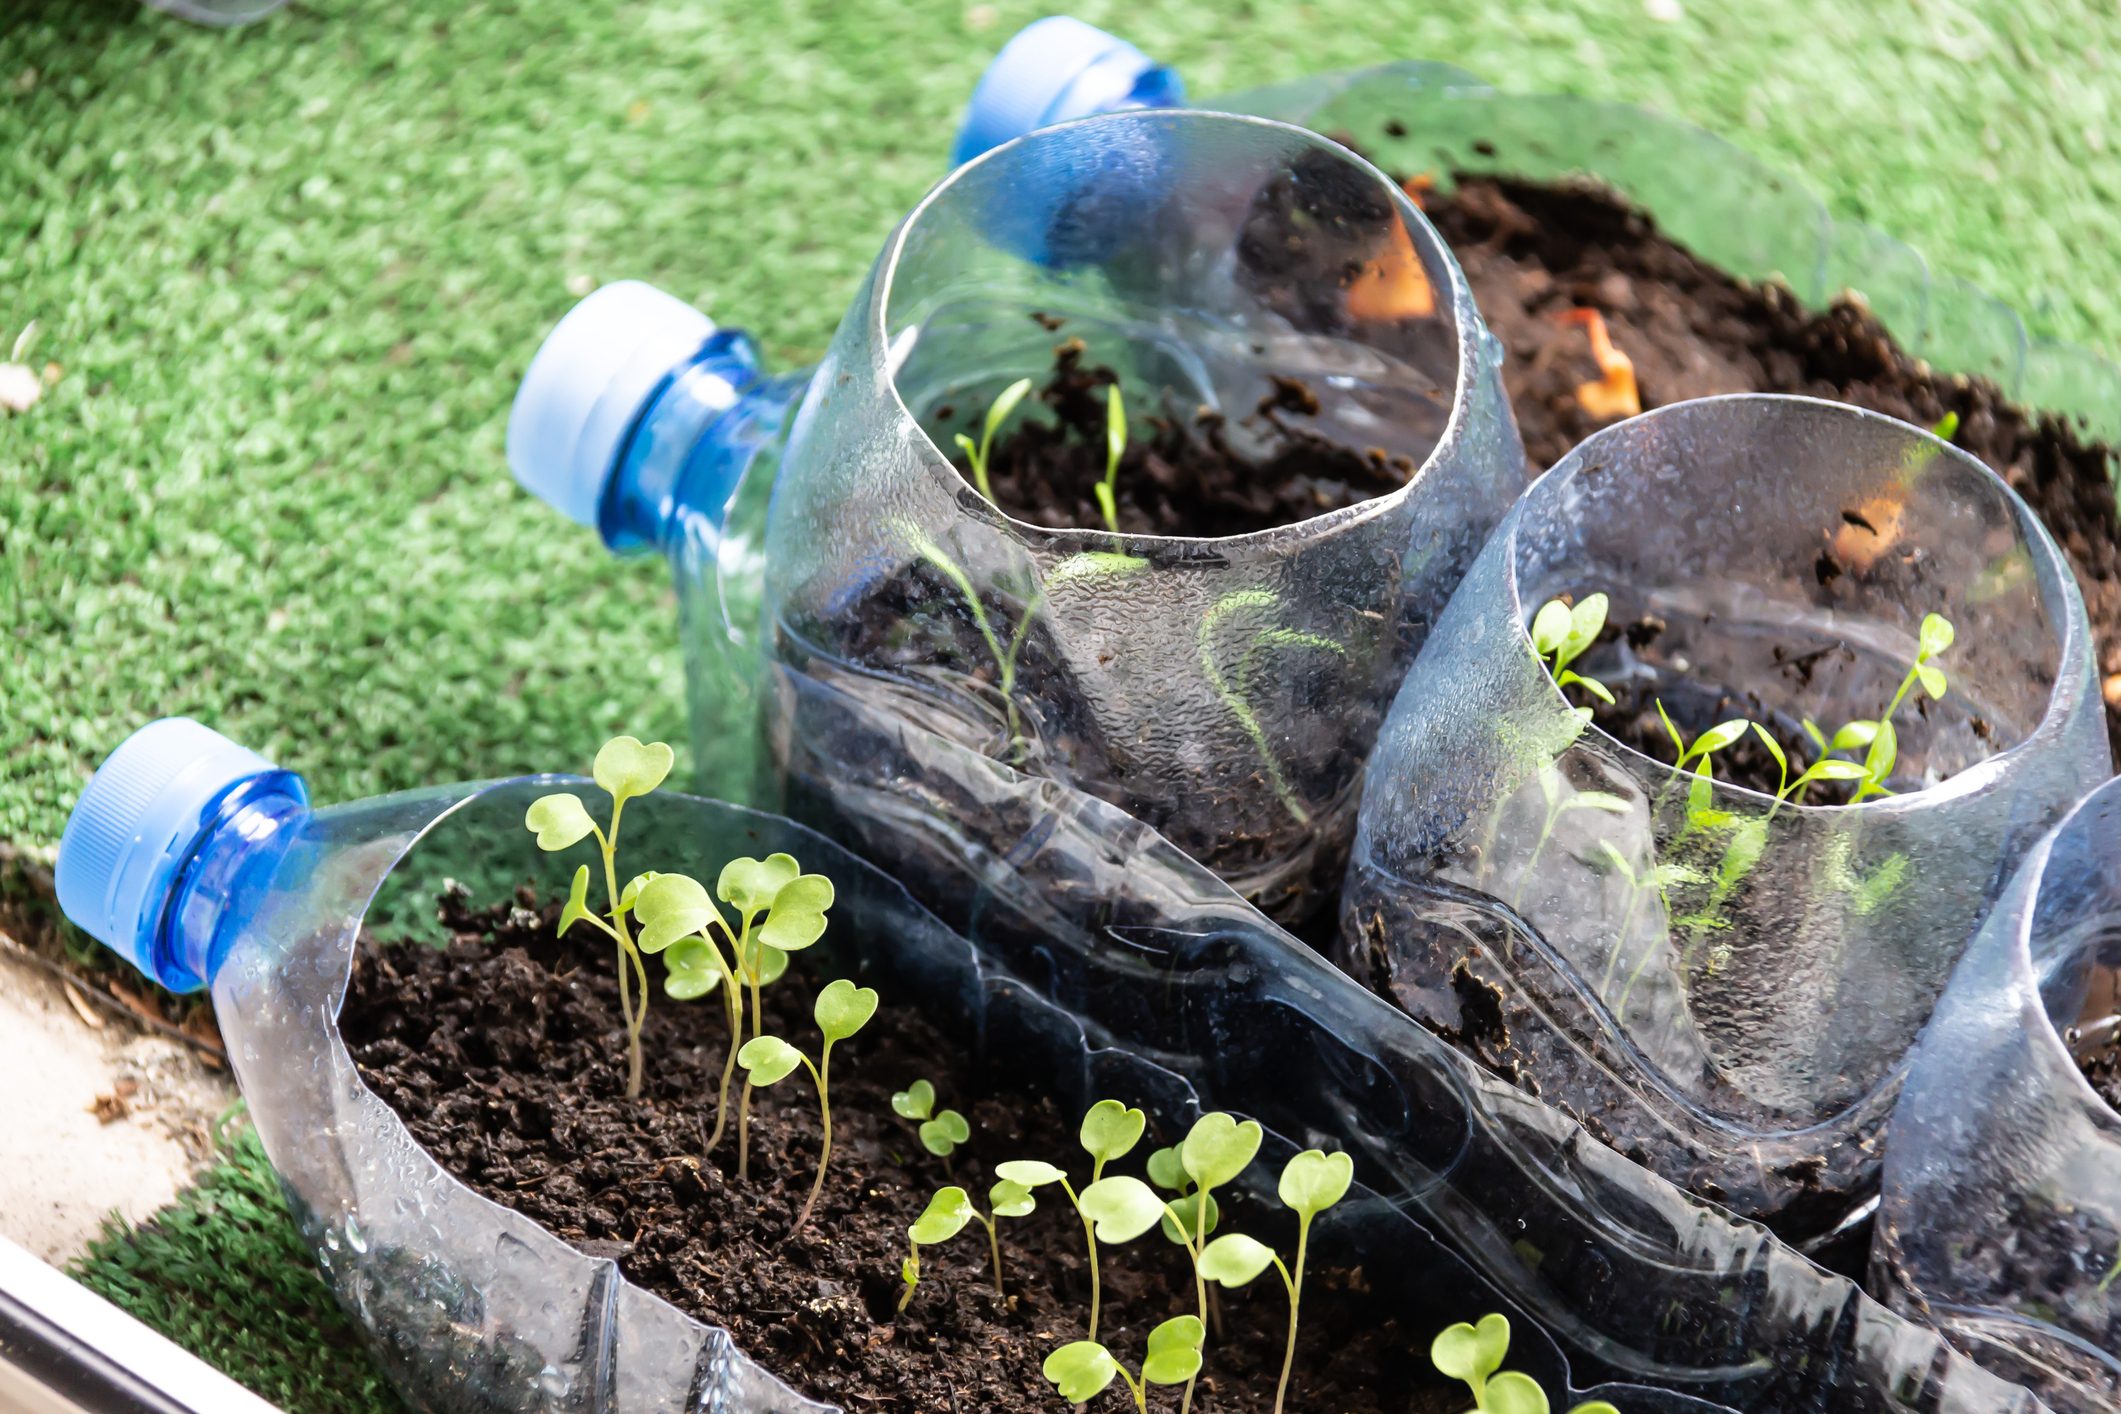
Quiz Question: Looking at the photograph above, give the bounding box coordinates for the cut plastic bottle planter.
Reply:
[511,109,1524,922]
[1876,776,2121,1414]
[1342,394,2107,1242]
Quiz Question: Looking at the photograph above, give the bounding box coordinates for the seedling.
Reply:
[1043,1316,1205,1412]
[1094,383,1127,535]
[899,1178,1037,1308]
[1199,590,1347,825]
[1432,1312,1619,1414]
[1530,595,1614,717]
[736,976,876,1233]
[898,520,1045,757]
[1170,1112,1263,1413]
[954,376,1034,503]
[720,855,834,1179]
[994,1098,1151,1340]
[1196,1149,1353,1414]
[891,1078,971,1158]
[1148,1144,1221,1248]
[523,735,677,1099]
[1930,410,1960,441]
[1513,764,1630,908]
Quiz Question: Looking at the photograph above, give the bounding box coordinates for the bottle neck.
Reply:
[157,772,309,992]
[597,329,794,555]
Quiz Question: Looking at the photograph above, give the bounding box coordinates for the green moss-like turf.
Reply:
[8,1,2120,1409]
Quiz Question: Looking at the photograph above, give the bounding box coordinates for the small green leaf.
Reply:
[813,978,878,1042]
[1692,719,1751,756]
[1929,410,1960,441]
[1432,1311,1511,1386]
[633,873,721,954]
[1916,661,1949,699]
[1919,612,1956,658]
[901,1251,919,1289]
[909,1187,976,1245]
[892,1080,936,1121]
[1042,1342,1119,1403]
[1564,593,1609,660]
[986,377,1035,444]
[1592,839,1635,885]
[1801,717,1828,753]
[953,431,978,462]
[1180,1112,1263,1191]
[1278,1149,1354,1218]
[1800,759,1869,785]
[1655,700,1688,761]
[1077,1176,1167,1243]
[736,1035,804,1087]
[524,793,596,851]
[995,1159,1067,1188]
[1079,1100,1146,1166]
[661,938,724,1000]
[1530,599,1573,658]
[592,736,674,805]
[1160,1192,1220,1245]
[1561,790,1630,816]
[919,1111,970,1156]
[1198,1233,1278,1287]
[717,854,801,917]
[1558,669,1616,705]
[1486,1370,1552,1414]
[758,873,835,953]
[1830,720,1879,752]
[990,1178,1037,1219]
[617,872,659,918]
[1104,383,1127,473]
[1141,1315,1206,1385]
[1863,718,1899,785]
[1146,1146,1187,1192]
[1749,722,1787,776]
[557,865,593,936]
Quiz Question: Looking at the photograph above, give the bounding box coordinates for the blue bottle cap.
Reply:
[56,718,294,978]
[507,281,716,529]
[953,16,1184,166]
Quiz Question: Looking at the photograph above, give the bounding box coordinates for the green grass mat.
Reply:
[6,0,2119,1408]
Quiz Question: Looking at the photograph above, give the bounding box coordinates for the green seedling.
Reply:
[1147,1144,1221,1248]
[1592,841,1703,1022]
[720,855,834,1180]
[898,520,1044,757]
[1199,590,1347,825]
[524,735,677,1099]
[1170,1112,1264,1413]
[736,977,876,1233]
[1093,383,1127,535]
[1530,594,1615,716]
[1043,1316,1205,1412]
[1931,410,1960,441]
[891,1079,972,1158]
[994,1098,1150,1340]
[1196,1149,1353,1414]
[899,1178,1038,1308]
[1432,1312,1620,1414]
[954,376,1034,503]
[1513,764,1630,909]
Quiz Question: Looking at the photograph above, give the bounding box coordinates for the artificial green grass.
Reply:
[6,0,2120,1409]
[71,1126,411,1414]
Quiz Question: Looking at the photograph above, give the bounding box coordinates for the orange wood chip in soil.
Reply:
[1557,307,1642,422]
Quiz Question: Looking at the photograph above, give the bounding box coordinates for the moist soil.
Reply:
[1421,173,2121,764]
[341,889,1464,1414]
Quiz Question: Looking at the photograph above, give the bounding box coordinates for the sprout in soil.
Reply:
[1196,1148,1354,1414]
[1530,594,1614,717]
[896,519,1044,759]
[891,1078,971,1158]
[899,1178,1038,1308]
[993,1099,1151,1341]
[1199,590,1347,825]
[1043,1315,1206,1413]
[954,376,1034,504]
[1169,1112,1264,1413]
[523,735,676,1099]
[1093,383,1127,535]
[736,976,877,1233]
[1930,410,1960,442]
[634,854,833,1170]
[1432,1312,1620,1414]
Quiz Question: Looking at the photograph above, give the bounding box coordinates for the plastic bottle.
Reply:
[509,107,1525,921]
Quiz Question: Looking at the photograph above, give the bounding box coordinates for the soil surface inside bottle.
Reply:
[340,888,1468,1414]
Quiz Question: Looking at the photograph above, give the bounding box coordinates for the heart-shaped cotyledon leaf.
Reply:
[1197,1233,1277,1288]
[813,978,878,1043]
[1141,1315,1206,1386]
[1077,1176,1166,1243]
[661,937,725,1001]
[1277,1149,1354,1220]
[1159,1190,1220,1246]
[632,872,722,954]
[736,1035,805,1087]
[989,1178,1037,1219]
[909,1186,976,1245]
[1042,1342,1119,1403]
[1431,1311,1512,1387]
[592,735,674,806]
[993,1160,1067,1189]
[524,793,596,851]
[919,1111,970,1157]
[717,854,801,918]
[892,1079,936,1121]
[1484,1370,1552,1414]
[758,873,835,953]
[1078,1099,1146,1167]
[1180,1112,1263,1192]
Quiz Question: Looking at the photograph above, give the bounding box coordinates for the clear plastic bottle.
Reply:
[51,717,2053,1414]
[509,107,1525,921]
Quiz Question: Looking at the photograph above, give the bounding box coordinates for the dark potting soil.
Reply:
[340,889,1465,1414]
[1421,174,2121,765]
[946,334,1409,539]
